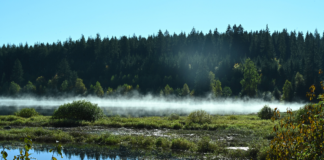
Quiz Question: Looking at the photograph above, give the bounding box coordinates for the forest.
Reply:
[0,24,323,102]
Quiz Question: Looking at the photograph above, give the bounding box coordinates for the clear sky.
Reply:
[1,0,323,46]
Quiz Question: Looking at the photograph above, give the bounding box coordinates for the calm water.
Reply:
[0,141,181,160]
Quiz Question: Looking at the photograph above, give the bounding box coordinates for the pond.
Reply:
[0,141,180,160]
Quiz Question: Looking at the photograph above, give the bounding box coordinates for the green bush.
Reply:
[14,108,39,118]
[257,105,273,120]
[197,137,218,153]
[187,110,212,124]
[295,104,313,124]
[171,138,194,150]
[168,113,179,120]
[52,100,104,122]
[228,115,238,120]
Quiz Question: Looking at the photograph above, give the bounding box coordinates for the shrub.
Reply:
[228,115,238,120]
[171,138,194,150]
[168,113,179,120]
[197,137,219,153]
[52,100,104,122]
[257,105,273,120]
[14,108,39,118]
[268,82,324,159]
[295,104,313,124]
[187,110,212,124]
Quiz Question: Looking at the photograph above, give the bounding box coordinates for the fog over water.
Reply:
[0,93,308,116]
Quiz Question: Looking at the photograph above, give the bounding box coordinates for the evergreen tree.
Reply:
[282,80,293,101]
[94,81,104,97]
[181,83,190,96]
[240,58,261,97]
[75,78,87,95]
[11,59,23,85]
[163,84,173,95]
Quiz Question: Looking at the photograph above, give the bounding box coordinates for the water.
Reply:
[0,95,308,116]
[0,142,161,160]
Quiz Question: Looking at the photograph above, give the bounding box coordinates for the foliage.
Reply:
[272,87,281,100]
[222,86,232,97]
[10,59,24,85]
[1,136,63,160]
[240,58,261,97]
[23,81,36,93]
[267,81,324,159]
[52,100,104,122]
[257,105,273,120]
[171,138,195,150]
[93,81,104,97]
[168,113,179,120]
[282,80,293,101]
[9,81,20,95]
[74,78,87,94]
[197,137,219,153]
[60,80,68,91]
[106,87,113,95]
[14,108,39,118]
[181,83,190,96]
[187,110,212,124]
[163,84,173,95]
[209,71,222,97]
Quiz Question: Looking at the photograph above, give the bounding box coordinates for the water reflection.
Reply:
[0,141,178,160]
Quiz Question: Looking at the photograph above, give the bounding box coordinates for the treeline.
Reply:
[0,24,323,101]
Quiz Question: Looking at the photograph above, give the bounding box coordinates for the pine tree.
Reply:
[75,78,87,95]
[11,59,23,85]
[282,80,293,101]
[94,81,104,97]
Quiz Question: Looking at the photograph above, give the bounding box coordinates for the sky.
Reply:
[1,0,323,46]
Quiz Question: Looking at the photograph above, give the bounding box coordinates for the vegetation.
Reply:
[0,25,323,102]
[257,105,273,120]
[187,110,212,124]
[14,108,39,118]
[52,100,104,122]
[267,70,324,159]
[240,58,261,97]
[282,80,293,101]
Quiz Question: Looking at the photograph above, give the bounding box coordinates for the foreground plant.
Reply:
[267,80,324,159]
[1,136,63,160]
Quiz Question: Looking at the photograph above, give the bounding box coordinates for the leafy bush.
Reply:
[295,104,313,124]
[228,115,238,120]
[52,100,104,122]
[187,110,212,124]
[168,113,179,120]
[257,105,273,120]
[14,108,39,118]
[171,138,194,150]
[197,137,219,153]
[268,82,324,159]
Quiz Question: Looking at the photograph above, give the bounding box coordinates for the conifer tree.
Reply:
[94,81,104,97]
[282,80,293,101]
[11,59,23,85]
[75,78,87,95]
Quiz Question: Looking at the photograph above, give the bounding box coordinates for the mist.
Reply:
[0,93,309,117]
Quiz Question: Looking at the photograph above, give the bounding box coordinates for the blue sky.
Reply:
[1,0,323,46]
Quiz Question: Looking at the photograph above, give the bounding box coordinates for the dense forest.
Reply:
[0,24,323,102]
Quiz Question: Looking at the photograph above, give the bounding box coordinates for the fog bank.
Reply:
[0,94,308,116]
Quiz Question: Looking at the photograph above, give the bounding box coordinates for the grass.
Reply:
[0,113,292,159]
